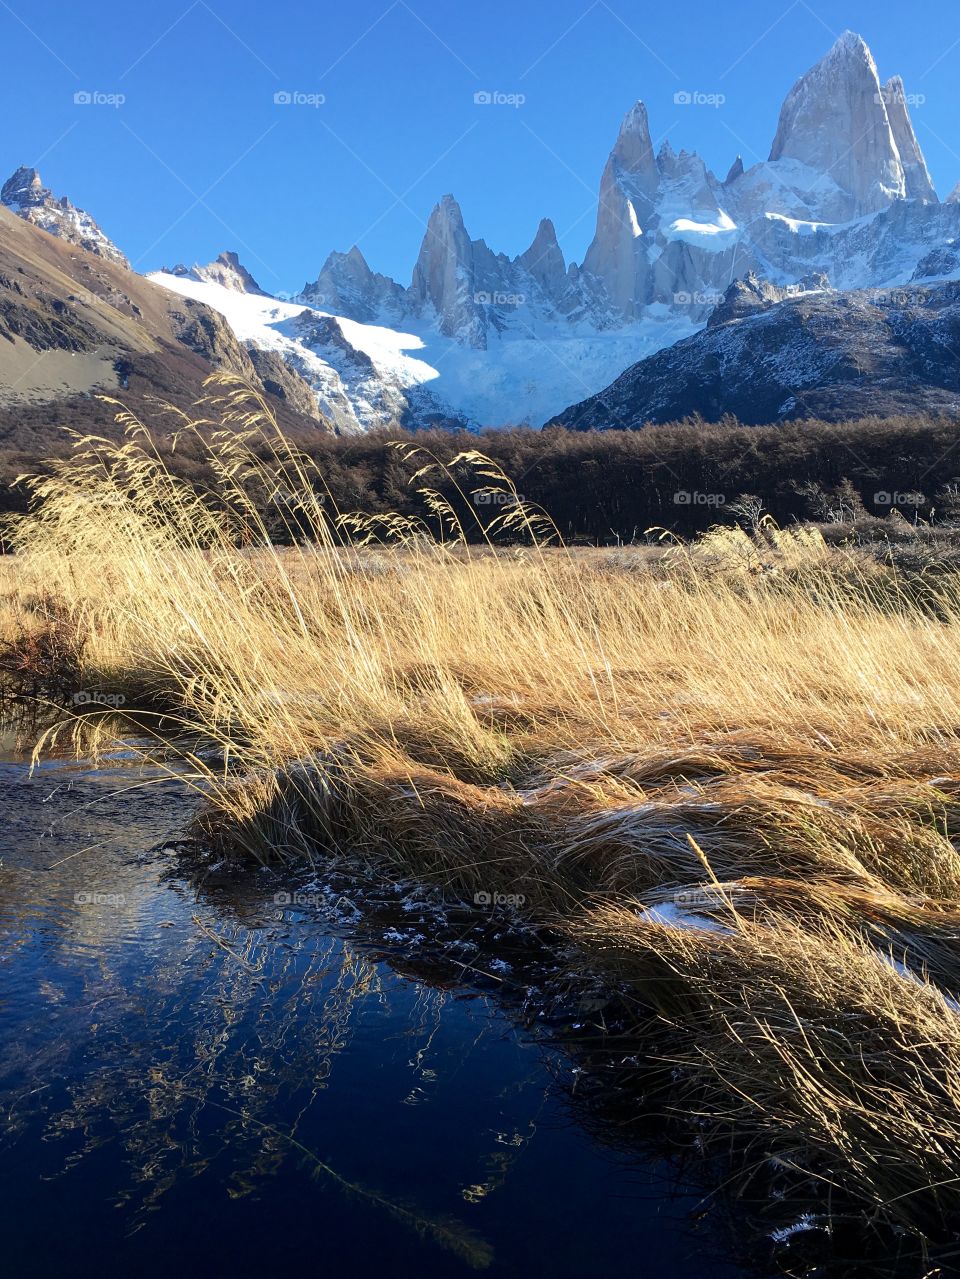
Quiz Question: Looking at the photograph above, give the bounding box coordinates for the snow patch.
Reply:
[635,901,730,934]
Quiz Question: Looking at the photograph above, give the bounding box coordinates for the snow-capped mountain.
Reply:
[146,271,468,434]
[1,166,129,268]
[166,251,266,295]
[10,30,960,433]
[278,30,960,428]
[308,31,952,340]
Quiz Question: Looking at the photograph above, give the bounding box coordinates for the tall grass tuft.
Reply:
[7,377,960,1253]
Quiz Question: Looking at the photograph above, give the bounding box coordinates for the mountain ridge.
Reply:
[6,29,960,433]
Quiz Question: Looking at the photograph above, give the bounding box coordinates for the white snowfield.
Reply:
[149,272,442,434]
[149,270,701,431]
[153,272,437,383]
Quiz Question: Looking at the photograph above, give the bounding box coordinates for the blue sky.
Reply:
[3,0,960,294]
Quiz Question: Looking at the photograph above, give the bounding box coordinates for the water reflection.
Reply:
[0,743,734,1278]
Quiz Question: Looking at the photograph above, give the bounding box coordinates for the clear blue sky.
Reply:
[3,0,959,294]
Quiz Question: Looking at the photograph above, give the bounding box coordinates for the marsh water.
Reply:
[0,734,741,1278]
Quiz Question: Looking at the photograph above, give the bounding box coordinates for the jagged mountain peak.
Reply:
[1,164,130,268]
[266,29,960,430]
[414,193,472,271]
[619,101,652,136]
[301,242,406,322]
[314,245,372,278]
[521,217,562,264]
[518,217,566,299]
[1,165,43,206]
[529,216,558,245]
[167,251,264,294]
[431,193,467,224]
[410,193,485,344]
[611,103,658,187]
[881,76,938,202]
[825,29,874,63]
[724,155,745,185]
[768,30,912,215]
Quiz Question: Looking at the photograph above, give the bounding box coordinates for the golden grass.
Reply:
[6,377,960,1252]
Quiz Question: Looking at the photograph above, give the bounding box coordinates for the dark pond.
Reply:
[0,734,742,1278]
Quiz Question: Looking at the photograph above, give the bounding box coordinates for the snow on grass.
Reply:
[635,901,731,934]
[875,948,960,1013]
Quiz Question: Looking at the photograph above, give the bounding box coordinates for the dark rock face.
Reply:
[912,245,960,281]
[247,348,323,421]
[548,278,960,429]
[705,271,832,327]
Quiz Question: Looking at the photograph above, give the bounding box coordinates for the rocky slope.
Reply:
[547,275,960,428]
[0,206,328,449]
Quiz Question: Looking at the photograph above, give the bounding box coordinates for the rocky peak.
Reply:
[301,244,407,323]
[518,217,566,298]
[413,194,471,273]
[168,251,264,294]
[581,101,661,319]
[882,77,937,202]
[304,246,374,299]
[769,31,908,215]
[410,195,486,345]
[724,155,745,185]
[612,102,660,200]
[657,145,707,183]
[0,165,129,268]
[706,270,832,326]
[1,166,44,209]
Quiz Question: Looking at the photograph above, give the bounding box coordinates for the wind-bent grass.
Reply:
[6,377,960,1257]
